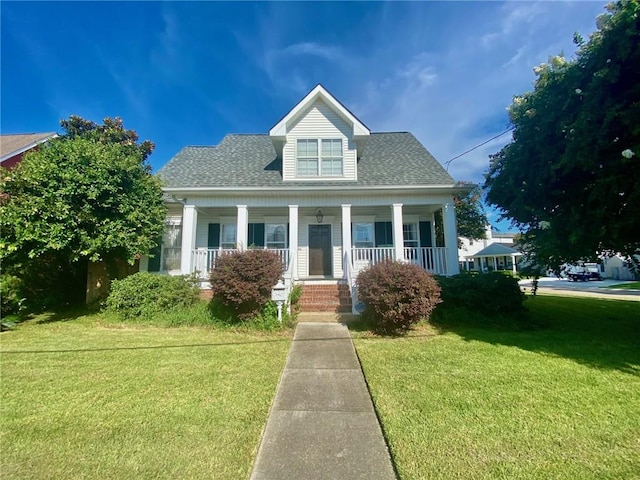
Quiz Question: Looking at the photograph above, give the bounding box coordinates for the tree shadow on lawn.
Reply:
[431,296,640,375]
[31,303,102,324]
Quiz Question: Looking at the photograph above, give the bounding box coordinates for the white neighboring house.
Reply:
[459,225,521,273]
[601,255,638,280]
[144,85,467,313]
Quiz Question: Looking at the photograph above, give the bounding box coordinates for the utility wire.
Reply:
[444,127,514,171]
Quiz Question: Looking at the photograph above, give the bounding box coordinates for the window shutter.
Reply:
[208,223,220,248]
[286,223,290,248]
[249,223,265,247]
[419,221,433,247]
[147,241,161,272]
[375,221,393,247]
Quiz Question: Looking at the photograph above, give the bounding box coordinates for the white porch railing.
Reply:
[404,247,448,275]
[350,247,449,276]
[191,248,290,278]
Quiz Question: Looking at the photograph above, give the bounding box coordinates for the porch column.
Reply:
[341,204,352,279]
[512,254,517,274]
[392,203,404,261]
[442,202,460,275]
[180,204,198,275]
[236,205,248,251]
[288,205,299,280]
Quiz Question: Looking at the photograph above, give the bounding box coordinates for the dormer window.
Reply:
[296,138,343,177]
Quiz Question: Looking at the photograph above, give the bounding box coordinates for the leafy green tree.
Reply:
[484,0,640,270]
[455,183,488,242]
[0,116,166,308]
[434,183,487,247]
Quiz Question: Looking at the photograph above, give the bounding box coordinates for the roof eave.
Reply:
[0,133,58,162]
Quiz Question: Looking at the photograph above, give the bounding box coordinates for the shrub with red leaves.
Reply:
[356,260,441,333]
[209,249,284,320]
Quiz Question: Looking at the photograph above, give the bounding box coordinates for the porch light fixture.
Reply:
[315,209,324,223]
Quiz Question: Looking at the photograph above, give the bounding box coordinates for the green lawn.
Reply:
[603,281,640,290]
[1,311,292,479]
[352,296,640,479]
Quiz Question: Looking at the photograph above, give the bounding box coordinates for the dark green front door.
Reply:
[309,225,332,276]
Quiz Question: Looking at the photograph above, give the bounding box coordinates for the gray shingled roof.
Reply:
[158,132,454,188]
[471,243,521,257]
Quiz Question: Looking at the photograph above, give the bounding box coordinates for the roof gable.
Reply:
[1,132,58,162]
[269,84,370,138]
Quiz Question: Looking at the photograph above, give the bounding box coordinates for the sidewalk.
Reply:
[250,322,396,480]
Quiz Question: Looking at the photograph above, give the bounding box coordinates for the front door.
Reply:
[309,225,332,276]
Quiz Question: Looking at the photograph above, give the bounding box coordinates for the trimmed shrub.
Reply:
[209,249,283,320]
[1,273,26,317]
[106,272,200,318]
[436,272,526,317]
[356,260,442,334]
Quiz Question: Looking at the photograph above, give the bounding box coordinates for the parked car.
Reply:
[563,263,603,282]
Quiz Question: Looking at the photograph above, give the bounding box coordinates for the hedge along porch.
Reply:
[144,85,465,313]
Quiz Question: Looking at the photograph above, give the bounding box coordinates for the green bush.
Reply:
[209,249,283,320]
[436,272,526,317]
[356,260,442,334]
[106,272,200,318]
[1,273,26,317]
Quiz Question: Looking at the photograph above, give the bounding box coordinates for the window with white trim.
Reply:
[296,138,343,177]
[266,224,286,249]
[353,223,374,248]
[162,223,182,271]
[403,223,419,248]
[221,223,236,249]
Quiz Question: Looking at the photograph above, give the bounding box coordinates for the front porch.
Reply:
[189,245,450,279]
[150,202,459,279]
[143,199,461,313]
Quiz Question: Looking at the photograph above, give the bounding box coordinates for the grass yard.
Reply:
[352,295,640,480]
[0,310,292,479]
[603,281,640,290]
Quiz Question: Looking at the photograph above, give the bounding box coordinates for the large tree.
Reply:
[455,183,488,243]
[0,116,166,306]
[484,0,640,270]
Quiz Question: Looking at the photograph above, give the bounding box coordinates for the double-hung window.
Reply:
[221,224,236,249]
[403,223,419,248]
[321,139,343,176]
[353,223,374,248]
[266,224,286,249]
[296,139,319,177]
[296,139,343,177]
[162,222,182,271]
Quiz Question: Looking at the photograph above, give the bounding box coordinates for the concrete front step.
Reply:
[297,312,359,324]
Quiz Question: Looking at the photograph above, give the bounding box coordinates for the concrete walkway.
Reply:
[250,322,396,480]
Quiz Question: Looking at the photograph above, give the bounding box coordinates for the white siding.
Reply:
[333,221,343,278]
[283,99,357,181]
[298,217,309,277]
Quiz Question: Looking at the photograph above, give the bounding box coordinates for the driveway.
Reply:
[518,277,640,301]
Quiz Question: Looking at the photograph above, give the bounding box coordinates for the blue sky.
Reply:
[2,1,607,226]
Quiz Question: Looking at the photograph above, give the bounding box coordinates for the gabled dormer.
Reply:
[270,84,370,181]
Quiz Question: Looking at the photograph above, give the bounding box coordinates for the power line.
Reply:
[444,127,514,171]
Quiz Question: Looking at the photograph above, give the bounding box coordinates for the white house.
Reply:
[144,85,467,313]
[459,225,521,273]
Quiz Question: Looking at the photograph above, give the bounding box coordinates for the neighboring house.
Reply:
[146,85,466,313]
[601,255,638,280]
[459,226,521,273]
[0,132,58,170]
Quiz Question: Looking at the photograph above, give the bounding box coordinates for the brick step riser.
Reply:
[299,285,352,313]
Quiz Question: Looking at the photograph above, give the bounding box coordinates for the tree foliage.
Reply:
[484,0,640,269]
[0,116,166,289]
[454,183,488,242]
